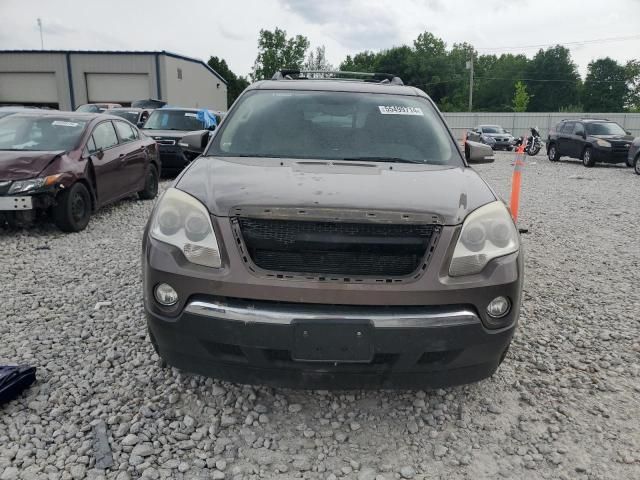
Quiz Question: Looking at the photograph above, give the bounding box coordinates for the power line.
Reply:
[476,34,640,52]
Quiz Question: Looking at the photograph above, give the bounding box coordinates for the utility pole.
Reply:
[466,52,474,112]
[37,18,43,50]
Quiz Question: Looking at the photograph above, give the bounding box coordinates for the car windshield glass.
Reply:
[207,90,459,165]
[144,110,204,131]
[76,105,100,113]
[110,110,139,124]
[0,116,87,151]
[585,122,626,136]
[481,126,505,134]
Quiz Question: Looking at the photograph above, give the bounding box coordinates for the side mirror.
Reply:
[626,130,632,135]
[137,121,145,128]
[178,130,210,155]
[207,125,216,131]
[465,140,495,164]
[91,149,104,160]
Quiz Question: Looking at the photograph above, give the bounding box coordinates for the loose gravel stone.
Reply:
[1,157,639,480]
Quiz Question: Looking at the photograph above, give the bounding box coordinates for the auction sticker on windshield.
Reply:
[378,106,424,116]
[51,121,80,127]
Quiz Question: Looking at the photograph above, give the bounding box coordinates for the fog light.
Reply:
[487,296,510,318]
[154,283,178,306]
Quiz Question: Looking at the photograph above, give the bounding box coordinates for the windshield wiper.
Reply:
[342,156,423,164]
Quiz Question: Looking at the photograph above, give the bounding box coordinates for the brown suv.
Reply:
[142,71,523,389]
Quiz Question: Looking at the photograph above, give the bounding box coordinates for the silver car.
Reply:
[468,125,515,151]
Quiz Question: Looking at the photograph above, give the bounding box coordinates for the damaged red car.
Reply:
[0,112,160,232]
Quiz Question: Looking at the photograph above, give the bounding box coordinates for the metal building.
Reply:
[0,50,228,111]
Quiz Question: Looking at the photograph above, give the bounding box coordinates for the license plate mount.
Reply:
[0,196,33,211]
[292,319,374,363]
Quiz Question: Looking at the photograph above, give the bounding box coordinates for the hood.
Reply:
[142,129,189,139]
[0,150,64,181]
[589,134,634,142]
[176,157,497,225]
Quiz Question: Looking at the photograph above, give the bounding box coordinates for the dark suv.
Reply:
[547,119,633,167]
[142,70,523,390]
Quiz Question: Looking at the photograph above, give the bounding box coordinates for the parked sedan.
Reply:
[468,125,515,151]
[109,107,152,128]
[0,112,160,231]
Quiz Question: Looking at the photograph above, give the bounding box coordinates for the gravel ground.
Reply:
[1,152,639,480]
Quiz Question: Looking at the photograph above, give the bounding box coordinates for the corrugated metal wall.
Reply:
[441,112,640,141]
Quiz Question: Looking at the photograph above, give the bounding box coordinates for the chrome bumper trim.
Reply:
[184,300,479,328]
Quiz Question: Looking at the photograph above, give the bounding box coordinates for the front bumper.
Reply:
[158,146,197,174]
[143,220,524,389]
[593,145,631,164]
[147,297,516,389]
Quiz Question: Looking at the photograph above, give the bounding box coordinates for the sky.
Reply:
[1,0,639,80]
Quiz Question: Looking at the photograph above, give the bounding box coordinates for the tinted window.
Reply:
[111,110,140,124]
[208,90,460,166]
[480,126,505,134]
[92,122,118,150]
[115,121,136,143]
[144,110,204,131]
[561,122,575,134]
[573,123,585,135]
[585,122,626,136]
[0,115,87,151]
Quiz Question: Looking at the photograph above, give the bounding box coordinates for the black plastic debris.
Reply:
[0,365,36,405]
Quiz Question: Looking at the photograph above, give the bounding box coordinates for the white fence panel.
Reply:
[441,112,640,141]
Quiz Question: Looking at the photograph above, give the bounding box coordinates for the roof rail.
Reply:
[271,69,404,86]
[560,117,610,122]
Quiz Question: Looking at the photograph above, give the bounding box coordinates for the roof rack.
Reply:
[560,117,610,122]
[271,69,404,86]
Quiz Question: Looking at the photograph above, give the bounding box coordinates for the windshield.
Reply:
[144,110,205,131]
[207,90,459,165]
[110,110,139,124]
[0,116,87,151]
[76,104,101,113]
[585,122,626,136]
[481,126,505,134]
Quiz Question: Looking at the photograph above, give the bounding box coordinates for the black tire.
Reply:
[52,182,92,232]
[635,156,640,175]
[138,165,159,200]
[506,146,514,152]
[582,147,595,167]
[548,143,560,162]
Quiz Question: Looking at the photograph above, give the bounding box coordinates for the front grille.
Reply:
[612,144,630,159]
[236,217,438,278]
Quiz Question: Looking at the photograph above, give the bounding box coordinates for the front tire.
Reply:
[582,147,595,167]
[635,156,640,175]
[138,165,159,200]
[52,182,92,232]
[548,144,560,162]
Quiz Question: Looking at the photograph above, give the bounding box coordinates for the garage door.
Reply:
[0,72,58,105]
[86,73,150,104]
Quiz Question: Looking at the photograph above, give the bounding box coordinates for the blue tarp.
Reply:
[197,109,217,129]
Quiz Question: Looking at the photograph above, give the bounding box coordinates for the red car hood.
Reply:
[0,150,64,181]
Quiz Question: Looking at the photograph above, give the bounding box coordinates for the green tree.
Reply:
[512,81,530,112]
[207,56,249,107]
[251,28,309,81]
[624,59,640,110]
[582,57,629,112]
[304,46,333,77]
[340,51,378,72]
[474,54,529,111]
[524,46,581,111]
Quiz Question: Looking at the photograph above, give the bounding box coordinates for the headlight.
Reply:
[8,174,62,194]
[596,139,611,148]
[449,201,519,277]
[150,188,222,268]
